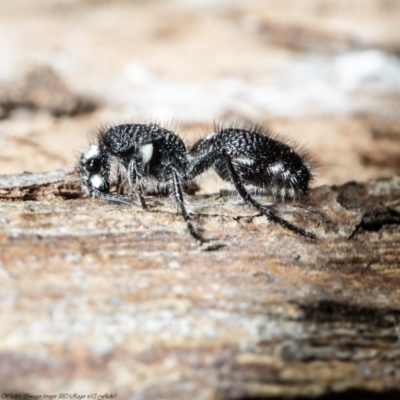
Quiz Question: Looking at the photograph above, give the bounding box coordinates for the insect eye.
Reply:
[85,157,102,173]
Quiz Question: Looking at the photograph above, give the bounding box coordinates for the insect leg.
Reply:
[187,149,223,180]
[128,159,147,210]
[170,167,205,242]
[90,187,141,207]
[222,153,315,239]
[116,164,125,195]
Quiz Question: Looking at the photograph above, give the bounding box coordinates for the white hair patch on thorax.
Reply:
[140,143,153,164]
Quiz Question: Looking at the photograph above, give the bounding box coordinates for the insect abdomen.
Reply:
[211,128,312,198]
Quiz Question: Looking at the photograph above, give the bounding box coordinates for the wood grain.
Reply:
[1,169,399,398]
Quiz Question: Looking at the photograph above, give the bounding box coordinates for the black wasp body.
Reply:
[79,123,315,242]
[188,125,315,239]
[79,123,202,240]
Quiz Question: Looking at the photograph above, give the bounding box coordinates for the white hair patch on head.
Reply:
[83,144,101,161]
[205,133,216,140]
[140,143,153,164]
[91,174,104,189]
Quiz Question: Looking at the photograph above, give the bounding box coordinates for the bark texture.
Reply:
[0,169,399,399]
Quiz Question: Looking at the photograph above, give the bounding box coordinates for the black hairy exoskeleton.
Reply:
[187,124,315,239]
[79,123,203,241]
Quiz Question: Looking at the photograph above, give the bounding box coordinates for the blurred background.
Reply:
[0,0,399,188]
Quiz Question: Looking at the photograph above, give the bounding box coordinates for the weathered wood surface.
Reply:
[0,169,399,399]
